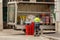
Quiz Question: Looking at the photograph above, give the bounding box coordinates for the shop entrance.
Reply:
[7,0,55,34]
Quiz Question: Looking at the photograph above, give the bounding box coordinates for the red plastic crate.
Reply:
[25,22,34,35]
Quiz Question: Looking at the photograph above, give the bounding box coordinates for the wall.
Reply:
[30,0,36,2]
[0,0,2,2]
[55,0,60,33]
[0,0,3,30]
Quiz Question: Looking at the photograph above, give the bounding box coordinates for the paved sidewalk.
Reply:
[0,29,45,40]
[0,35,44,40]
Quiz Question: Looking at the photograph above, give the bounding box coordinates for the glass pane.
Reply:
[45,0,54,2]
[36,0,43,2]
[8,4,15,23]
[23,0,30,1]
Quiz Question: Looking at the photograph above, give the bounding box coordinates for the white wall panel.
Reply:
[55,0,60,33]
[56,12,60,21]
[56,2,60,11]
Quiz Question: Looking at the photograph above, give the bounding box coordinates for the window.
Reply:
[8,4,15,23]
[45,0,54,2]
[23,0,30,1]
[36,0,54,2]
[36,0,43,2]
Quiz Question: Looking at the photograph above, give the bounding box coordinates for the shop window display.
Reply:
[8,4,15,23]
[7,0,55,32]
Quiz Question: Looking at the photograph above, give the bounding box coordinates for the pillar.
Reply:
[0,0,3,30]
[55,0,60,33]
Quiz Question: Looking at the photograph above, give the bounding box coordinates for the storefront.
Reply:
[7,0,56,33]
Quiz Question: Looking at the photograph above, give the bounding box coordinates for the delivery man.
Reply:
[34,16,41,36]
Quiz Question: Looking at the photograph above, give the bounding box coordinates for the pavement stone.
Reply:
[0,29,44,40]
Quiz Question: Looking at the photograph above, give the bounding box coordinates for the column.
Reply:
[55,0,60,33]
[0,0,3,30]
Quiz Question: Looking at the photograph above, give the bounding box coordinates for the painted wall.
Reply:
[55,0,60,33]
[0,0,3,30]
[0,0,2,2]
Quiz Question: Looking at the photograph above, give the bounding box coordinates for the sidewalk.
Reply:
[0,29,25,36]
[0,29,45,40]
